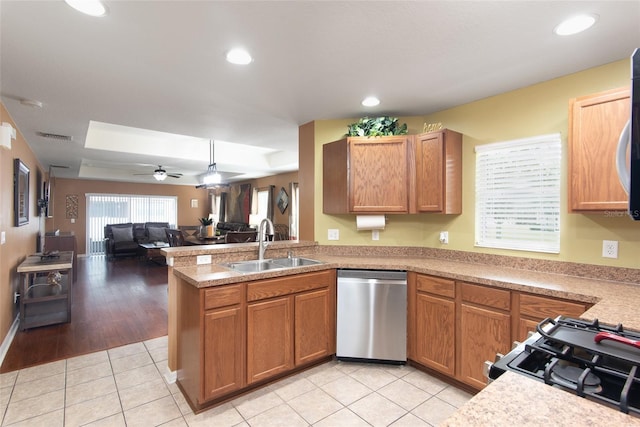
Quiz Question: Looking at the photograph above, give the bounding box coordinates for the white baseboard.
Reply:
[164,369,177,384]
[0,315,19,368]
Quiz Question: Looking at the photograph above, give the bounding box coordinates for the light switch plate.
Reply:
[196,254,212,265]
[328,229,339,240]
[439,231,449,244]
[1,231,5,245]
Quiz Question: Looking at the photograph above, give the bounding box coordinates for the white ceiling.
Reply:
[1,1,638,186]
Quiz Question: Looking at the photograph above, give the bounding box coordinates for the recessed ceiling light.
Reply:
[64,0,108,17]
[554,14,598,36]
[226,48,253,65]
[362,96,380,107]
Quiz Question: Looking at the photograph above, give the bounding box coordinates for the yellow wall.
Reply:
[313,59,640,269]
[0,103,44,343]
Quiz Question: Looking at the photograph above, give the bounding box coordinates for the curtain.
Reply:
[218,192,227,222]
[267,185,274,221]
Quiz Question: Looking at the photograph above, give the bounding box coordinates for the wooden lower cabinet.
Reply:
[295,288,333,365]
[459,304,511,389]
[247,270,336,384]
[515,292,590,341]
[247,297,293,384]
[176,281,245,408]
[411,274,456,376]
[177,269,335,411]
[203,305,245,400]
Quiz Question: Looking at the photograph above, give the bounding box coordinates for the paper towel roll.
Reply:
[356,215,386,231]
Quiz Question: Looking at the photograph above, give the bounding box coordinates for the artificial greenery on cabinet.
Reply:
[346,116,408,137]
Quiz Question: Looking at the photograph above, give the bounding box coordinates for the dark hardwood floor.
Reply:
[1,256,168,373]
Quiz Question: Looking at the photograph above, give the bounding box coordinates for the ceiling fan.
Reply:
[134,165,183,181]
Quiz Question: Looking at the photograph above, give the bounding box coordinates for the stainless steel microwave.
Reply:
[617,48,640,220]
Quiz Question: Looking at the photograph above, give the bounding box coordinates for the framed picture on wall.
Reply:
[277,187,289,214]
[14,159,30,226]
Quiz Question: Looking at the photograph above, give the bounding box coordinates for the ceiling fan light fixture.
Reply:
[154,171,167,181]
[64,0,108,17]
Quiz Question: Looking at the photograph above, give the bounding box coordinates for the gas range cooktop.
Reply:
[488,317,640,416]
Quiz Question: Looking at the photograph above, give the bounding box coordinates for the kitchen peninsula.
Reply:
[164,242,640,422]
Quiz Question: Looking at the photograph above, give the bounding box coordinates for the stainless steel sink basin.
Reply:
[221,257,323,273]
[269,257,323,268]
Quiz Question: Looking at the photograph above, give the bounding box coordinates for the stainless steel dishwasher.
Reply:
[336,269,407,363]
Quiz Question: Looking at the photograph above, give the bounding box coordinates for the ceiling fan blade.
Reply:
[167,173,183,178]
[133,173,154,176]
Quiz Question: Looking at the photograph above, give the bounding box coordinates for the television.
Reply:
[617,48,640,220]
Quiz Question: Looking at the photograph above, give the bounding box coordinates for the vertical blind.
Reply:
[86,194,177,256]
[475,133,561,254]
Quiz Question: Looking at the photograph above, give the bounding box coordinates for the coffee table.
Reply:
[139,242,169,264]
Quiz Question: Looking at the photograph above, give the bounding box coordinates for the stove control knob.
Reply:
[511,341,522,350]
[495,353,504,361]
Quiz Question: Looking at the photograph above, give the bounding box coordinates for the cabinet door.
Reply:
[203,306,245,400]
[416,132,444,212]
[459,304,511,389]
[349,136,410,213]
[294,288,332,366]
[415,130,462,214]
[415,293,455,376]
[569,87,630,211]
[247,297,293,384]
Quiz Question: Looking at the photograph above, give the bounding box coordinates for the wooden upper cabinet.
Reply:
[569,86,631,211]
[414,130,462,214]
[323,136,412,214]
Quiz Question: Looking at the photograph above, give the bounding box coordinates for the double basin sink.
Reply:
[221,257,323,274]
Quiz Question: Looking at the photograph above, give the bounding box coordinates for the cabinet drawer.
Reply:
[519,293,587,319]
[247,270,335,302]
[204,284,242,310]
[460,282,510,311]
[416,275,455,298]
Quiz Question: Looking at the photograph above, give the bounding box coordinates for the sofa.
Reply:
[215,221,254,235]
[104,222,170,259]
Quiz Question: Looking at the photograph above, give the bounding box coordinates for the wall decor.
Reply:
[65,194,78,219]
[190,198,198,208]
[14,158,30,226]
[277,187,289,214]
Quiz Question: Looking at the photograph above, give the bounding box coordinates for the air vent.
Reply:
[36,131,73,142]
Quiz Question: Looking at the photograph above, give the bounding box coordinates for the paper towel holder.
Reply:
[355,214,387,231]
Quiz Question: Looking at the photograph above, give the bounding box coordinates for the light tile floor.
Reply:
[0,337,473,426]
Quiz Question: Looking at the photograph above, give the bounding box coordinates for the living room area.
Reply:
[0,168,298,373]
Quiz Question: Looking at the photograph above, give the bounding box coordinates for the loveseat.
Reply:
[104,222,170,259]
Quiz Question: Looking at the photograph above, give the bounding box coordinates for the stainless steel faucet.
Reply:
[258,218,275,260]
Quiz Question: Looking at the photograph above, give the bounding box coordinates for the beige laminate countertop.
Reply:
[174,253,640,330]
[171,251,640,425]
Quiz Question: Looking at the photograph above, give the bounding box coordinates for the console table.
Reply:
[17,251,73,330]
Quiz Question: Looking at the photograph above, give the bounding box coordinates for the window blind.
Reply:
[475,133,561,254]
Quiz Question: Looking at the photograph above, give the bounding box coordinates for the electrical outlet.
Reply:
[602,240,618,259]
[372,230,380,241]
[439,231,449,244]
[196,254,212,265]
[328,229,339,240]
